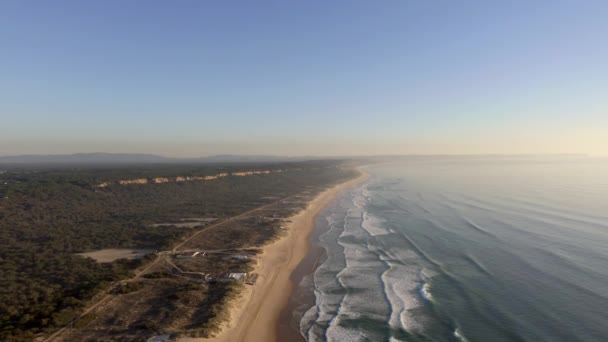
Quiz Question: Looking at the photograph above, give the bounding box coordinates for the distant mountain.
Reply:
[0,153,172,164]
[196,154,312,163]
[0,153,316,164]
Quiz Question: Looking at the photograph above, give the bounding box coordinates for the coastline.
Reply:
[182,168,368,342]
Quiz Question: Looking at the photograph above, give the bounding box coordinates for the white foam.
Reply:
[380,250,425,333]
[326,318,370,342]
[361,211,390,236]
[331,224,389,323]
[303,182,429,341]
[352,191,367,209]
[420,282,433,302]
[322,194,389,340]
[454,328,469,342]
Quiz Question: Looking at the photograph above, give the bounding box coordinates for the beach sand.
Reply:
[180,169,367,342]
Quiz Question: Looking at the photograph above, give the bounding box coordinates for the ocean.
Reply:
[291,157,608,342]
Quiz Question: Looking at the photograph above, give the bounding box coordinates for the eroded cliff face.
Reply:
[232,170,272,176]
[96,170,285,188]
[201,172,229,180]
[118,178,148,185]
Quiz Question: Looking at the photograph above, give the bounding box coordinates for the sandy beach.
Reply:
[180,169,367,342]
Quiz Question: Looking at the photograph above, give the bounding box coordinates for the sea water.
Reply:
[296,157,608,342]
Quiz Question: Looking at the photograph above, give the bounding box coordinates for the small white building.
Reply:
[228,273,247,281]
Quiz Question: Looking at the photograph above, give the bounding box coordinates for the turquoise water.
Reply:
[297,157,608,341]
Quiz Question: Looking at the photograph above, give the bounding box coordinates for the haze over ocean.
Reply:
[295,156,608,341]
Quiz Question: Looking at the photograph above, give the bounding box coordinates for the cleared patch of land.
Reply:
[78,249,154,263]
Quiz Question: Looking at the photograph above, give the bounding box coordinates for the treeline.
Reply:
[0,160,356,340]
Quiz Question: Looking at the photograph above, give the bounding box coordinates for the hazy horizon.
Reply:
[2,1,607,156]
[1,140,606,159]
[0,151,599,159]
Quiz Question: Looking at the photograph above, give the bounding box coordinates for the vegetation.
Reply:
[185,282,243,338]
[0,160,356,341]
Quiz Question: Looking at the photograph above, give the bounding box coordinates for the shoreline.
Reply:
[275,204,331,342]
[183,169,368,342]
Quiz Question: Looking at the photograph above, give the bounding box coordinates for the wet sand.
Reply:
[187,169,367,342]
[276,212,330,342]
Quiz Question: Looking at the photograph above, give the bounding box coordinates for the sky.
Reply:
[1,0,607,157]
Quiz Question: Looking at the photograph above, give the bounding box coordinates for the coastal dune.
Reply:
[182,170,367,342]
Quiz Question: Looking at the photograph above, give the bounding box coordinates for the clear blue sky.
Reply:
[1,0,607,156]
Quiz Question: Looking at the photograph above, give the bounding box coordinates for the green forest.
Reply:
[0,160,356,341]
